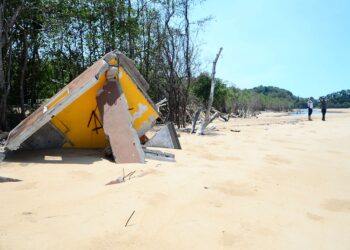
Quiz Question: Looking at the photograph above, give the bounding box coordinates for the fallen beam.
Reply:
[143,148,175,162]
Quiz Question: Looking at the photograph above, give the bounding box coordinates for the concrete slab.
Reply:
[145,123,181,149]
[96,80,145,163]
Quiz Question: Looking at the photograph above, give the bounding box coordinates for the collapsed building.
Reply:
[4,51,180,163]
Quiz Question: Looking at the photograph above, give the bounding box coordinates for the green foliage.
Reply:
[224,86,296,113]
[2,0,207,130]
[191,82,335,114]
[325,89,350,108]
[252,85,294,99]
[191,73,229,111]
[2,0,350,131]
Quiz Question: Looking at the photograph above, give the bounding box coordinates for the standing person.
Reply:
[307,97,313,121]
[320,97,327,121]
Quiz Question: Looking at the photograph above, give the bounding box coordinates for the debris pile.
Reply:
[3,51,180,163]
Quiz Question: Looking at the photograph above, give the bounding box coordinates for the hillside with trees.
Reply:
[325,90,350,108]
[190,80,308,116]
[190,78,350,116]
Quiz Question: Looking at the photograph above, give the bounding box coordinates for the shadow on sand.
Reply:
[3,148,105,165]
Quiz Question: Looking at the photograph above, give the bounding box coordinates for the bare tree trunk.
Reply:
[0,3,7,131]
[191,109,201,133]
[182,0,191,127]
[0,3,22,130]
[19,29,28,118]
[79,22,85,69]
[127,0,135,58]
[196,47,223,135]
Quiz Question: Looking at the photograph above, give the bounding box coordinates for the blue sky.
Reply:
[192,0,350,97]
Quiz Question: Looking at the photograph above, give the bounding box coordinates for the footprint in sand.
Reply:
[322,199,350,212]
[224,156,242,161]
[137,168,160,177]
[14,182,37,190]
[221,230,236,247]
[70,170,94,180]
[202,152,220,160]
[21,211,37,222]
[306,212,324,222]
[264,154,291,165]
[214,181,256,197]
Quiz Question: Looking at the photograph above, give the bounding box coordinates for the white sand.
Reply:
[1,109,350,250]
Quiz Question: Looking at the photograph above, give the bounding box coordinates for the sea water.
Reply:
[288,109,322,115]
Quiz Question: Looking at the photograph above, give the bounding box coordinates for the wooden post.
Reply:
[196,47,223,135]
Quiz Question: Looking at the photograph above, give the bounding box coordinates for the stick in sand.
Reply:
[124,170,136,180]
[125,210,135,227]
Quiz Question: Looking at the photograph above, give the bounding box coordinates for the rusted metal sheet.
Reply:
[96,80,145,163]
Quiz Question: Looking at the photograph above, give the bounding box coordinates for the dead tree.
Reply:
[196,47,223,135]
[0,3,23,130]
[19,27,28,119]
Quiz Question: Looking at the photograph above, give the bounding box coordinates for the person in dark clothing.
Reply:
[320,97,327,121]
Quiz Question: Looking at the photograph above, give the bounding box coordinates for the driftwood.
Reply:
[156,98,167,113]
[186,109,193,121]
[125,210,136,227]
[190,108,227,133]
[209,112,219,123]
[105,169,137,185]
[211,107,229,122]
[197,47,223,135]
[191,109,201,133]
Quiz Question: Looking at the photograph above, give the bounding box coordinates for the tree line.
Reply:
[1,1,349,132]
[190,76,350,116]
[0,0,209,131]
[190,76,307,116]
[325,89,350,108]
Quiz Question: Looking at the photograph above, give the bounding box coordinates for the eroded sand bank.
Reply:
[1,109,350,249]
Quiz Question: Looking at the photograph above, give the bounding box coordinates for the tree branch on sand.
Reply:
[196,47,223,135]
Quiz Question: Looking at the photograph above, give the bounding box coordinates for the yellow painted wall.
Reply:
[50,59,159,148]
[51,75,107,148]
[118,67,159,134]
[107,57,159,133]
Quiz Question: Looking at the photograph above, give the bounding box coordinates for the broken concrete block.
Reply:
[145,123,181,149]
[96,80,145,163]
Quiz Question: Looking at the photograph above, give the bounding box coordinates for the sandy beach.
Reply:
[1,109,350,250]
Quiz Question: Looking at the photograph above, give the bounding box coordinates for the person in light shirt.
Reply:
[307,97,314,121]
